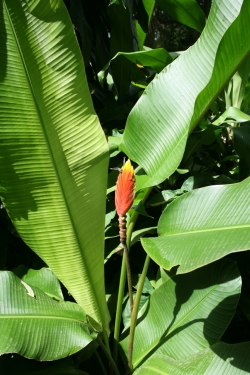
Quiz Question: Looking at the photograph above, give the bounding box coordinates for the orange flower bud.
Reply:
[115,159,135,216]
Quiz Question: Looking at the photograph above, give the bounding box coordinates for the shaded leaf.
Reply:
[120,259,241,367]
[134,342,250,375]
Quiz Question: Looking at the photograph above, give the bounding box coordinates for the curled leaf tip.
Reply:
[115,159,135,216]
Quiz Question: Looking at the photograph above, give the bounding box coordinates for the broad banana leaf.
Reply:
[121,0,250,187]
[0,0,110,333]
[142,177,250,273]
[0,271,93,360]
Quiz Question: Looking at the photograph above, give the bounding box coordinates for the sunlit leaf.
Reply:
[121,0,250,187]
[0,272,93,360]
[142,177,250,273]
[0,0,110,332]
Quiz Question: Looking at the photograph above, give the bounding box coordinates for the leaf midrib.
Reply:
[159,224,250,238]
[0,314,86,323]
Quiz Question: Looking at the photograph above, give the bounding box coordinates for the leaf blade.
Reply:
[0,0,109,332]
[120,259,241,367]
[121,0,250,187]
[0,271,93,360]
[134,342,250,375]
[142,178,250,273]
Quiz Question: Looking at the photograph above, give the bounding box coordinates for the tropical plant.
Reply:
[0,0,250,374]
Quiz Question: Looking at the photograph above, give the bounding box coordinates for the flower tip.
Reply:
[122,159,132,172]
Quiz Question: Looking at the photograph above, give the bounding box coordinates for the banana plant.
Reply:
[0,0,250,374]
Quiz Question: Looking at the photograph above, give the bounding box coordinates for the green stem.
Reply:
[97,337,121,375]
[122,240,134,314]
[113,252,126,363]
[113,218,136,364]
[113,187,153,365]
[127,254,151,373]
[94,351,108,375]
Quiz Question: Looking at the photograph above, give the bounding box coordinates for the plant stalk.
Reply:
[122,239,134,314]
[113,251,127,364]
[112,218,136,364]
[113,187,153,365]
[127,254,151,373]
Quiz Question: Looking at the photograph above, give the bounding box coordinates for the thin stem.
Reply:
[113,217,136,364]
[113,252,127,364]
[127,254,151,373]
[97,337,121,375]
[94,351,108,375]
[122,240,134,314]
[113,187,153,365]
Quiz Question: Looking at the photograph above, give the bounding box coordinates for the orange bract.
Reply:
[115,159,135,216]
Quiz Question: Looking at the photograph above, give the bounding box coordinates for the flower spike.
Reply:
[115,159,135,216]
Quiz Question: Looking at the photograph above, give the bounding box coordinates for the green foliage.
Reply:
[0,0,110,333]
[121,0,250,187]
[133,342,250,375]
[142,177,250,273]
[121,259,241,368]
[0,0,250,374]
[0,271,93,360]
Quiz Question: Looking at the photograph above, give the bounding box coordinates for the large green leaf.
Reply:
[142,177,250,273]
[0,271,93,360]
[120,259,241,368]
[134,342,250,375]
[121,0,250,187]
[0,0,109,332]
